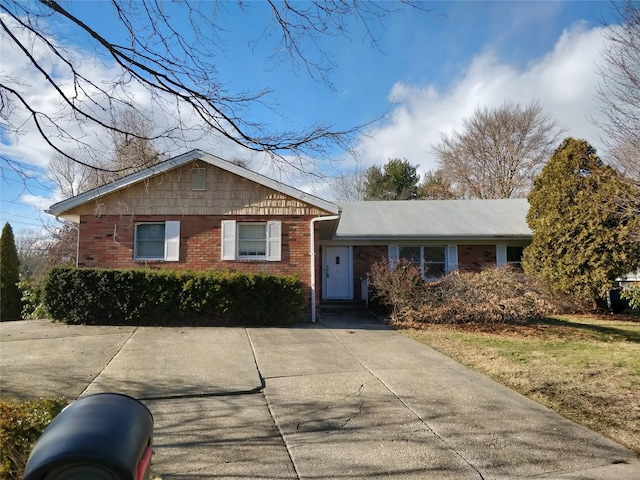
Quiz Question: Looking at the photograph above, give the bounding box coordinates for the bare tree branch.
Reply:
[595,1,640,183]
[433,101,565,199]
[1,0,428,178]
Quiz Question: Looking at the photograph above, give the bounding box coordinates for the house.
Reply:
[47,150,532,321]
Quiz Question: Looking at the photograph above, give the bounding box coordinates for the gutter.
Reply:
[310,215,340,323]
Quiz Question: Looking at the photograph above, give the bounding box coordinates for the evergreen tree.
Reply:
[364,158,420,200]
[1,223,22,320]
[419,169,460,199]
[523,138,640,307]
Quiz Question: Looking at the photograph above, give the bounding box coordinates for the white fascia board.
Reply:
[48,149,339,216]
[332,234,533,242]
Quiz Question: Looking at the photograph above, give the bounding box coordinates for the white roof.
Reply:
[48,150,339,216]
[335,199,532,240]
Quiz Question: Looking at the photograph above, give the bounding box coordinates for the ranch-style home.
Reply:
[47,149,532,321]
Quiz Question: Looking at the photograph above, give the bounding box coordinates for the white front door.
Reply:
[324,246,351,299]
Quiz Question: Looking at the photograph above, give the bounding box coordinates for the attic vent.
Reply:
[191,167,206,190]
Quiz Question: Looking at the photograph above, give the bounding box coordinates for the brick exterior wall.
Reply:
[353,245,388,300]
[78,214,315,311]
[457,244,497,272]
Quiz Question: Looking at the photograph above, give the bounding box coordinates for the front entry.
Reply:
[323,246,351,300]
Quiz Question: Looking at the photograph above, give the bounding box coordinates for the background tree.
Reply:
[418,169,460,199]
[47,152,96,199]
[108,108,164,181]
[522,138,640,307]
[434,101,564,199]
[1,222,21,320]
[44,108,165,268]
[331,165,368,201]
[596,1,640,184]
[15,230,50,281]
[1,1,427,177]
[364,158,420,200]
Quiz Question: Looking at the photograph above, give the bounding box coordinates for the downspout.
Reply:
[310,215,339,323]
[47,211,80,268]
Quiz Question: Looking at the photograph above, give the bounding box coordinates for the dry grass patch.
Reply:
[401,315,640,454]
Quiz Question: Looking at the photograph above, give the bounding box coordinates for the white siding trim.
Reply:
[496,244,507,266]
[164,221,180,261]
[388,245,399,268]
[266,221,282,261]
[446,245,458,273]
[221,220,236,260]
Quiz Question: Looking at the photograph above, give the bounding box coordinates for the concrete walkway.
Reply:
[1,317,639,479]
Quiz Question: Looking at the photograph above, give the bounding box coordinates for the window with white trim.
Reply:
[221,220,281,261]
[507,246,524,265]
[238,223,267,257]
[399,246,421,268]
[391,245,457,279]
[134,221,180,261]
[423,246,446,277]
[497,245,524,267]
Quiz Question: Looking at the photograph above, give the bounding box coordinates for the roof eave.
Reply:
[333,234,533,242]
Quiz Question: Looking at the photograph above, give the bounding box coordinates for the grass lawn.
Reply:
[400,314,640,454]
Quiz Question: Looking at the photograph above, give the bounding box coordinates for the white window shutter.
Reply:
[496,244,507,266]
[446,245,458,273]
[221,220,236,260]
[164,221,180,261]
[388,245,399,268]
[266,221,282,261]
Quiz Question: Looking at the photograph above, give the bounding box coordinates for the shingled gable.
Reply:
[47,149,339,218]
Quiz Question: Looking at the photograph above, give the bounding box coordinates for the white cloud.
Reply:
[0,11,242,171]
[19,193,51,210]
[1,12,614,211]
[354,22,610,177]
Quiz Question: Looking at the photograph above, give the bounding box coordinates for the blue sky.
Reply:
[0,1,617,234]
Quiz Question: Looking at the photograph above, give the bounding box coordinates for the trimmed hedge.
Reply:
[44,268,303,325]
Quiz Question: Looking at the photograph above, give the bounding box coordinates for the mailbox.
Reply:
[24,393,153,480]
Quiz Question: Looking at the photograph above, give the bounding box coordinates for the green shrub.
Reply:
[0,397,69,480]
[621,284,640,310]
[18,281,47,320]
[44,267,303,325]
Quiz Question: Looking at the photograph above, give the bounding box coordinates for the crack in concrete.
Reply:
[294,381,369,431]
[325,326,486,480]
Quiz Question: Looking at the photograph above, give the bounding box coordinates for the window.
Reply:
[507,246,524,268]
[399,246,420,268]
[390,245,456,279]
[134,221,180,261]
[497,245,524,267]
[423,246,446,277]
[221,220,281,261]
[238,223,267,257]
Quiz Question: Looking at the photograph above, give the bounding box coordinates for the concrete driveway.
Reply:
[2,317,639,479]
